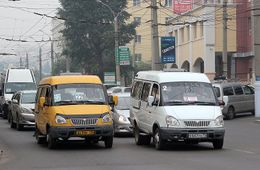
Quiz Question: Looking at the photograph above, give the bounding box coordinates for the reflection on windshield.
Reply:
[53,84,106,106]
[115,96,130,110]
[21,92,36,104]
[5,83,36,94]
[161,82,217,106]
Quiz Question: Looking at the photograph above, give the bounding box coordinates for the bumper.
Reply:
[114,124,133,133]
[49,125,114,139]
[159,127,225,142]
[20,113,35,126]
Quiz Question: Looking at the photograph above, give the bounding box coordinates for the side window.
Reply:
[113,89,122,93]
[131,81,143,99]
[141,83,151,102]
[223,87,234,96]
[234,86,244,95]
[243,85,254,95]
[151,84,160,105]
[45,87,52,105]
[35,88,42,104]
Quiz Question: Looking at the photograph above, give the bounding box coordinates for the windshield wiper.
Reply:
[165,100,190,105]
[55,100,79,105]
[191,101,217,105]
[77,100,106,104]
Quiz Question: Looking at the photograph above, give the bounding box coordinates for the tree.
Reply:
[58,0,137,80]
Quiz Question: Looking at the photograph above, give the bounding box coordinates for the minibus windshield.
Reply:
[161,82,217,106]
[52,84,106,106]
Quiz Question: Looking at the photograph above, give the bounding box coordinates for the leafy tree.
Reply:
[58,0,137,80]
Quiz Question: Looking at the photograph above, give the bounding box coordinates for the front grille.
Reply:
[71,118,98,126]
[184,120,210,127]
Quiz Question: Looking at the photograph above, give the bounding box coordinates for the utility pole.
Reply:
[222,0,228,78]
[253,0,260,117]
[26,53,29,69]
[114,17,121,85]
[39,47,42,80]
[51,40,54,75]
[151,0,160,70]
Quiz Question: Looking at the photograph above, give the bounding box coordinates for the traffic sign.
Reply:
[116,46,130,65]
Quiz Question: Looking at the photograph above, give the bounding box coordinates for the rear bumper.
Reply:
[159,127,225,142]
[49,125,114,139]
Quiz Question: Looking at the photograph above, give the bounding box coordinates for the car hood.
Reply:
[21,104,35,110]
[53,105,111,115]
[163,106,221,120]
[115,109,130,117]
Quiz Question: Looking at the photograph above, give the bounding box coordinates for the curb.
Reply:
[254,120,260,124]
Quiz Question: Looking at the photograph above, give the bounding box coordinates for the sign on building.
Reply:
[116,46,130,65]
[161,37,176,63]
[173,0,192,14]
[104,72,116,85]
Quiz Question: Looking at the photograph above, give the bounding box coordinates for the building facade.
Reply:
[166,0,237,80]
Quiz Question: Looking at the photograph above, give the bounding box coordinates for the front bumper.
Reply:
[159,127,225,142]
[20,113,35,126]
[114,124,133,133]
[49,125,114,139]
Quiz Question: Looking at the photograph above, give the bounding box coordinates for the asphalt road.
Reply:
[1,114,260,170]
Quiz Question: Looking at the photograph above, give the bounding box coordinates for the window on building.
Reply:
[135,54,142,62]
[193,22,197,40]
[187,26,190,42]
[134,17,141,25]
[200,21,204,37]
[165,0,172,7]
[180,27,184,43]
[135,35,141,43]
[133,0,141,6]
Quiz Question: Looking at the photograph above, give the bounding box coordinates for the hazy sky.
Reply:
[0,0,60,70]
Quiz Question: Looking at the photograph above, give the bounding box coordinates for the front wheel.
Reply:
[153,128,165,150]
[47,130,57,149]
[16,116,23,131]
[104,136,113,148]
[10,114,16,129]
[226,107,235,120]
[35,127,46,144]
[213,139,224,150]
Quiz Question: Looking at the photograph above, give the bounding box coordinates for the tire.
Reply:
[213,139,224,150]
[252,110,255,116]
[47,130,57,149]
[134,124,150,145]
[10,114,16,129]
[104,136,113,148]
[16,116,23,131]
[35,127,46,144]
[226,107,235,120]
[153,128,165,150]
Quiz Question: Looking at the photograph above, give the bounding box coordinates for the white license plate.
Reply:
[188,133,207,139]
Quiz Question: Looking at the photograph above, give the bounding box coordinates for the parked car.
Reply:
[112,93,132,135]
[212,80,255,120]
[107,86,131,95]
[130,71,225,150]
[9,90,36,130]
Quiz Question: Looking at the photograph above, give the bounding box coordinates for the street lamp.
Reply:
[96,0,123,85]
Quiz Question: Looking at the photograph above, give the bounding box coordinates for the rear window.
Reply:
[223,87,234,96]
[234,86,244,95]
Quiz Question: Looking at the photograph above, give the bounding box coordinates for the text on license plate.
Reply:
[188,133,207,139]
[75,130,95,136]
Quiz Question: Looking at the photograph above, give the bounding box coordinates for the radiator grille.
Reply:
[184,121,210,127]
[71,118,98,126]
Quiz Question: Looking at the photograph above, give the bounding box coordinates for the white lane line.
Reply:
[232,149,256,154]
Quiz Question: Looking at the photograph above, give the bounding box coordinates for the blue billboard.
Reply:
[161,37,176,63]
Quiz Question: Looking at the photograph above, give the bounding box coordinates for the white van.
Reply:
[130,71,225,150]
[0,68,36,119]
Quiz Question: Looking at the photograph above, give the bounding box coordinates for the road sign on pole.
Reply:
[104,72,116,85]
[116,46,130,66]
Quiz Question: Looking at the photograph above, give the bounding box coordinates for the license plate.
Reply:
[75,130,95,136]
[188,133,207,139]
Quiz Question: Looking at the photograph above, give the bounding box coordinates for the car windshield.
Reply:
[161,82,217,106]
[115,96,130,110]
[5,83,36,94]
[52,84,107,106]
[21,92,36,104]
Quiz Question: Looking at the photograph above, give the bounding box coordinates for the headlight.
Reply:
[214,115,224,127]
[21,108,33,114]
[166,116,180,127]
[55,115,67,124]
[119,115,129,123]
[102,113,112,123]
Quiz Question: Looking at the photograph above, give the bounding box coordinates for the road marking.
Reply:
[233,149,256,154]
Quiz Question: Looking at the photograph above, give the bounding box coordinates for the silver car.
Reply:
[212,81,255,120]
[112,93,132,134]
[9,90,36,130]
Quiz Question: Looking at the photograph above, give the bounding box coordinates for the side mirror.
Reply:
[148,96,155,106]
[12,99,18,104]
[218,100,225,106]
[39,97,46,108]
[113,96,118,106]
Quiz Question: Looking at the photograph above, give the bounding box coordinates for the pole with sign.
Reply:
[161,37,176,64]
